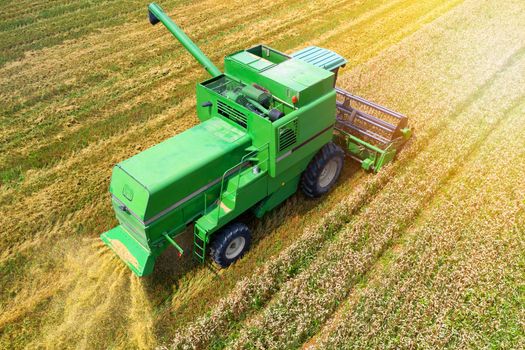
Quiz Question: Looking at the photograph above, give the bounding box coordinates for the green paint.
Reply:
[101,3,411,276]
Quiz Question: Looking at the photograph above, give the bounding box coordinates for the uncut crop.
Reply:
[226,4,525,349]
[311,100,525,350]
[168,0,525,348]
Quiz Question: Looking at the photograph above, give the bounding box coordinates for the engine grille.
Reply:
[217,100,247,127]
[278,119,298,152]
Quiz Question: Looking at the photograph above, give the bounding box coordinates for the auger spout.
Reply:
[148,2,222,77]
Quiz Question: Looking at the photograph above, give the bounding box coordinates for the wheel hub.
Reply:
[319,159,338,188]
[225,236,246,259]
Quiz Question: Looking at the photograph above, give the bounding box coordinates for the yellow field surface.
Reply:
[0,0,523,349]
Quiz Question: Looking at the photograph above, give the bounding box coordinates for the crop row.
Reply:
[0,0,148,65]
[166,3,516,346]
[312,99,525,349]
[227,23,525,350]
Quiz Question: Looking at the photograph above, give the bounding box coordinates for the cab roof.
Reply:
[291,46,347,72]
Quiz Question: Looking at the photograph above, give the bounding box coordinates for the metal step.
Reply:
[193,158,269,263]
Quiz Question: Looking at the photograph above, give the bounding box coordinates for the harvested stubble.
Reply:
[167,0,525,348]
[0,0,347,182]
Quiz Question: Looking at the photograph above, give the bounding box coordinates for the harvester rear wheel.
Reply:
[210,223,252,268]
[301,142,344,198]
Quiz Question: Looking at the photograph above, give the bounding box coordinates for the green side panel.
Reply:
[112,196,149,248]
[254,175,300,218]
[110,166,150,223]
[108,117,252,256]
[111,117,250,222]
[273,90,336,177]
[101,225,161,277]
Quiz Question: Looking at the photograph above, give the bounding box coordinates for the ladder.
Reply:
[193,225,207,263]
[192,144,269,262]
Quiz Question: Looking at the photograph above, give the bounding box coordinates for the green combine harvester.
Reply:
[101,3,412,276]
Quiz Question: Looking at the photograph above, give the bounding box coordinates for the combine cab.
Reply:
[100,3,412,276]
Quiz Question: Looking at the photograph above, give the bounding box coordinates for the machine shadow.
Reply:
[141,159,361,297]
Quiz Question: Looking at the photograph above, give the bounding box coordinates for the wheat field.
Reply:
[1,0,524,349]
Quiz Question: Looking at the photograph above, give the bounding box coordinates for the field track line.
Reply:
[0,0,349,181]
[0,0,132,36]
[0,1,207,65]
[0,0,71,19]
[307,101,525,349]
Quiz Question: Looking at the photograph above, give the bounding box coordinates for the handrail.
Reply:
[231,142,270,195]
[206,142,270,222]
[202,162,243,215]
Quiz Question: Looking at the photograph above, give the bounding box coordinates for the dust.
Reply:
[129,275,156,349]
[32,240,131,349]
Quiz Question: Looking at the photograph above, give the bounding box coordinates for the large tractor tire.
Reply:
[301,142,344,198]
[210,223,252,268]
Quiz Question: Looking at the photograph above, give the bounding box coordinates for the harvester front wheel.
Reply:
[301,142,344,198]
[210,223,252,268]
